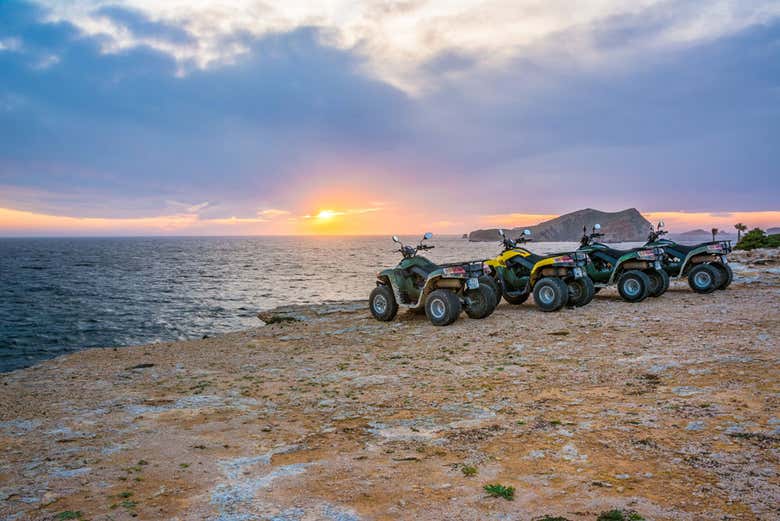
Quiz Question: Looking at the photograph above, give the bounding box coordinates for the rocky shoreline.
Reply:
[1,251,778,520]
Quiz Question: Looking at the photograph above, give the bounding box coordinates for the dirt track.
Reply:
[1,251,778,521]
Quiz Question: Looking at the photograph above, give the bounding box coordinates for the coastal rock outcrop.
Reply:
[469,208,652,242]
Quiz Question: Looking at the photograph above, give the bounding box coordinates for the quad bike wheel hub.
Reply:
[624,278,641,297]
[694,270,711,288]
[429,298,447,319]
[373,294,388,314]
[538,285,556,305]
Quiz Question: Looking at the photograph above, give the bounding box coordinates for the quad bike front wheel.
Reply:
[425,289,462,326]
[713,262,733,290]
[617,270,651,302]
[646,269,670,297]
[502,280,530,305]
[533,277,568,312]
[369,285,398,321]
[480,276,501,305]
[567,276,595,307]
[688,264,723,294]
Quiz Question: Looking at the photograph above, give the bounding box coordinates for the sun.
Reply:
[315,210,339,221]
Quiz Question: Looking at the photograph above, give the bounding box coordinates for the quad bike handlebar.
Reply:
[647,229,668,242]
[393,233,435,258]
[501,235,531,250]
[580,230,604,247]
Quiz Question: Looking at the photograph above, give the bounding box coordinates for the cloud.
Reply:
[29,0,780,92]
[256,208,291,218]
[0,0,778,235]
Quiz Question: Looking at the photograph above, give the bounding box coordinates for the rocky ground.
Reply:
[1,252,779,521]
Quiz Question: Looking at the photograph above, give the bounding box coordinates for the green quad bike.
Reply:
[369,233,497,326]
[575,224,668,303]
[644,221,733,293]
[482,229,593,311]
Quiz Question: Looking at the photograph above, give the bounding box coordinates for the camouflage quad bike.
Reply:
[576,224,668,302]
[644,221,733,293]
[369,233,497,326]
[483,229,593,312]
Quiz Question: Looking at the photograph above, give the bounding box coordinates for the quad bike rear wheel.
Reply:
[647,269,670,297]
[713,262,733,290]
[617,270,651,302]
[533,277,568,312]
[425,289,462,326]
[688,264,723,294]
[567,276,595,307]
[369,285,398,321]
[464,284,497,319]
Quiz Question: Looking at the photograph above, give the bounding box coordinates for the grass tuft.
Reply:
[484,483,515,500]
[55,513,82,520]
[461,464,477,477]
[597,510,645,521]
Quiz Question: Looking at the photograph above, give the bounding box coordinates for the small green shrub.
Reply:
[484,483,515,500]
[55,513,82,521]
[735,228,780,250]
[597,510,645,521]
[264,315,299,325]
[535,516,572,521]
[461,464,478,477]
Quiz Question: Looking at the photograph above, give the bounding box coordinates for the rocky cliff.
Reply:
[469,208,652,242]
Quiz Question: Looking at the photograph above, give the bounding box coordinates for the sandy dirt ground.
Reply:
[1,250,778,521]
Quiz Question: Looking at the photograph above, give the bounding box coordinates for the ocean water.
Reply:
[0,235,641,372]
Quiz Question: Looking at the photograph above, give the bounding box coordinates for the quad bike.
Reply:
[575,224,667,302]
[369,233,497,326]
[644,221,733,293]
[483,229,593,312]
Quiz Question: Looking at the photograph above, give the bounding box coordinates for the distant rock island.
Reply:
[468,208,652,242]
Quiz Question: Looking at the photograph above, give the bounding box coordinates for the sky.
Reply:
[1,0,779,236]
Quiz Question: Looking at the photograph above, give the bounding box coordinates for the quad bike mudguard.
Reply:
[583,244,662,285]
[645,238,732,279]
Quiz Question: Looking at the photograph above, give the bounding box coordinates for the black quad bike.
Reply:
[483,229,593,311]
[576,224,668,302]
[644,221,733,293]
[369,233,497,326]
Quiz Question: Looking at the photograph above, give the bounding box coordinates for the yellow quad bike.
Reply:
[484,229,593,311]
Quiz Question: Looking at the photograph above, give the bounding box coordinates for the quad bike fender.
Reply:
[678,243,730,277]
[376,268,395,284]
[607,250,656,284]
[529,257,578,286]
[679,252,725,278]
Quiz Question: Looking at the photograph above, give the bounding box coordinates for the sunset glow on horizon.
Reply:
[2,205,778,237]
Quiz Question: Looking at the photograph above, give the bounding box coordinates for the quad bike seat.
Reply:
[506,252,544,267]
[668,243,702,255]
[525,252,546,265]
[599,247,636,259]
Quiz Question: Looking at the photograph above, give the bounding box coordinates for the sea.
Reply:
[0,235,644,372]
